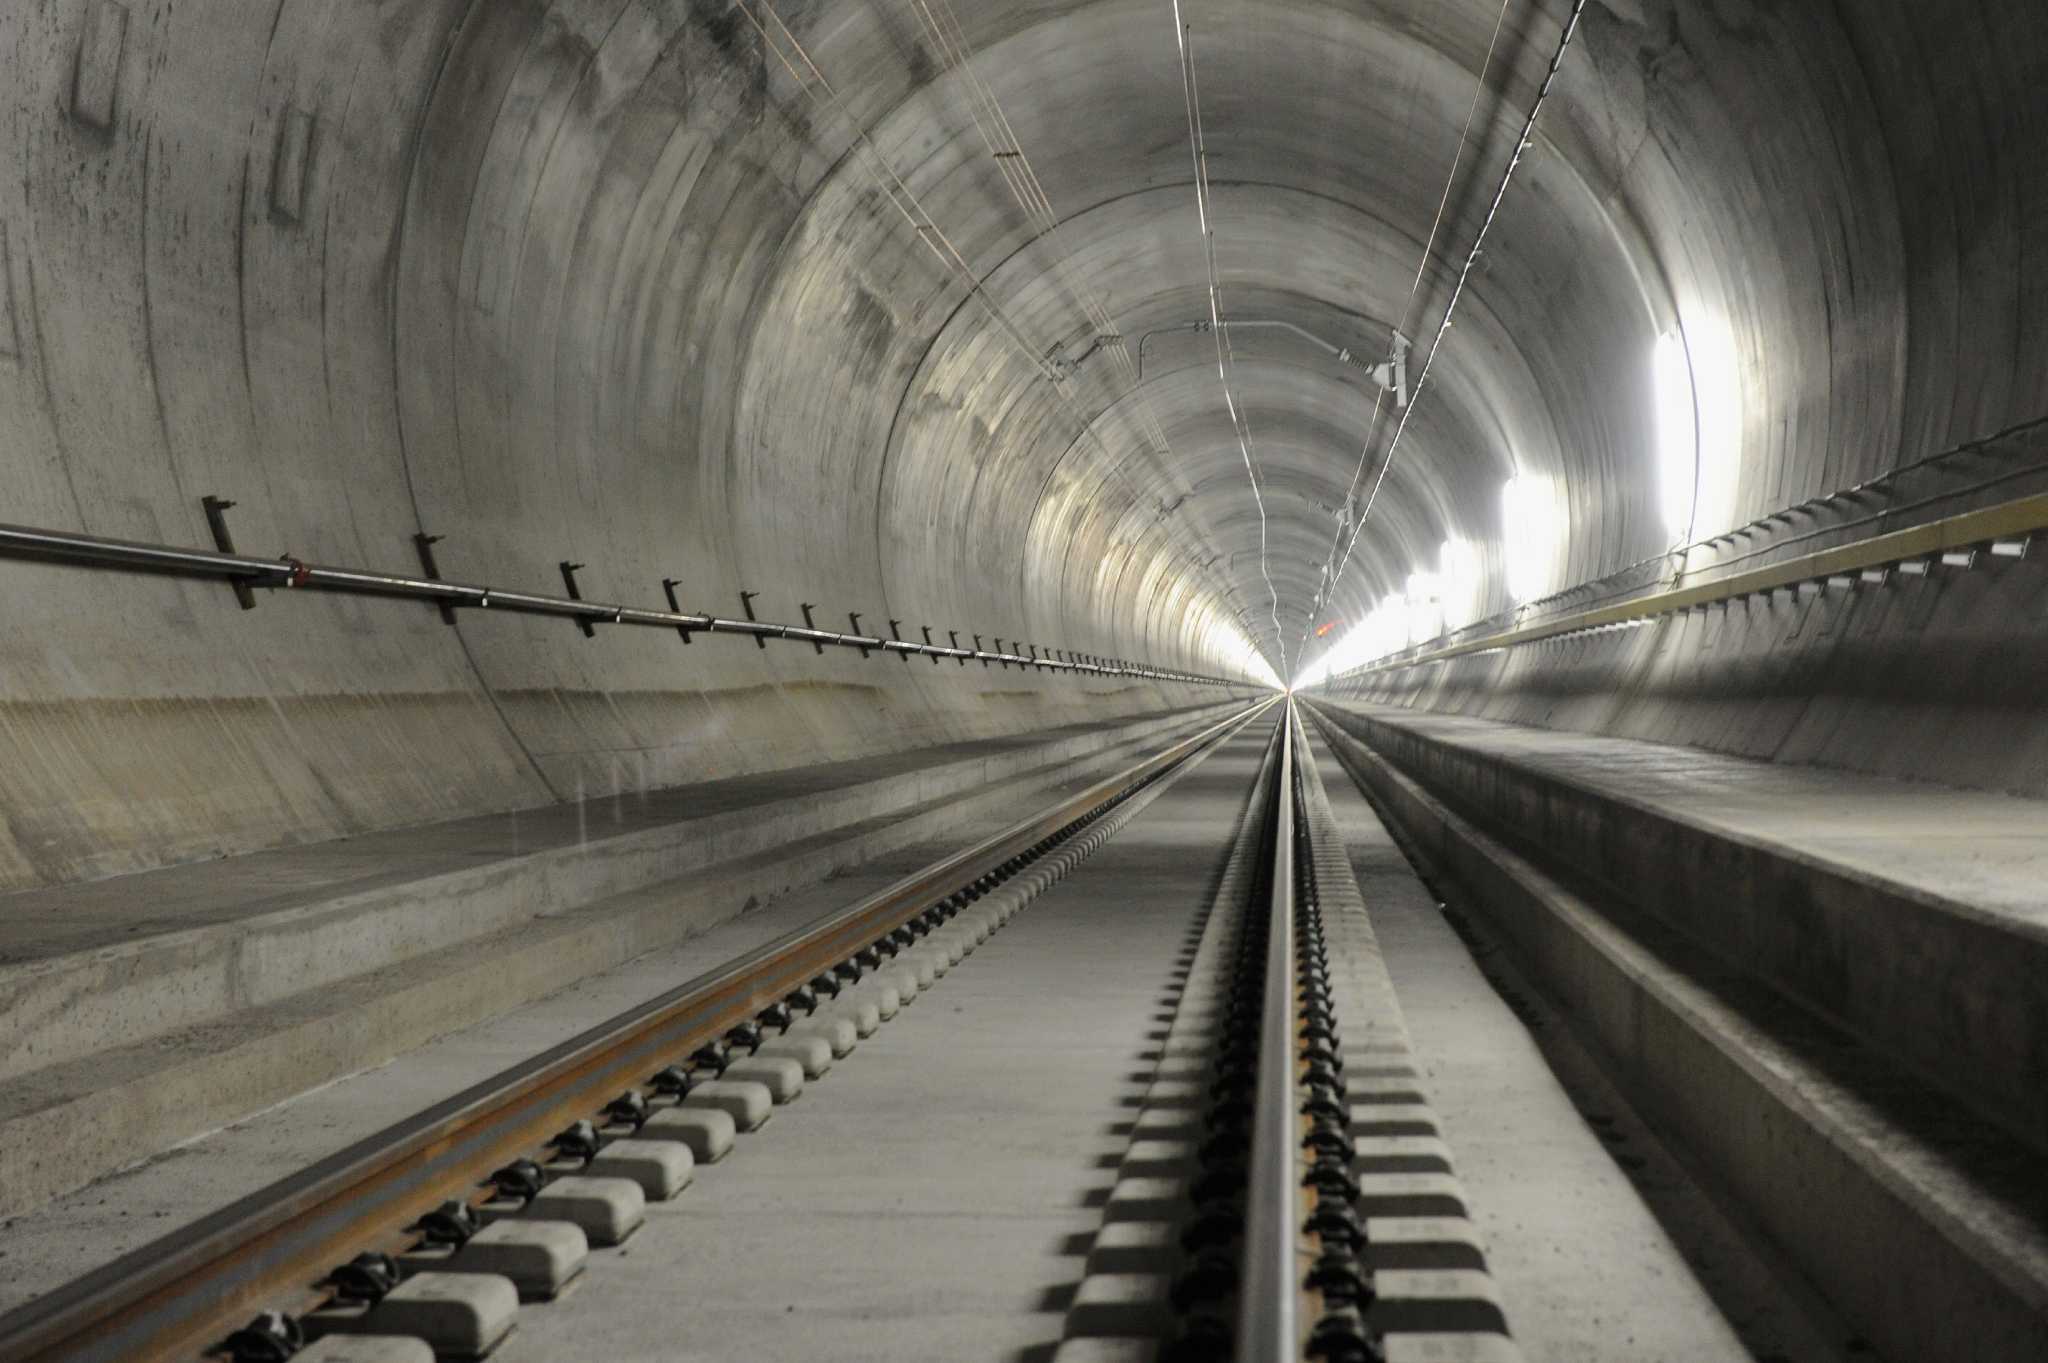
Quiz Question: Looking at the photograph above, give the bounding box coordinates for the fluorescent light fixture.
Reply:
[1658,315,1741,539]
[1296,587,1415,687]
[1655,331,1699,537]
[1502,474,1559,603]
[1439,537,1482,631]
[1405,571,1443,644]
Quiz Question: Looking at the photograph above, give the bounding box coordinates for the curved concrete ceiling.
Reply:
[1,0,2041,885]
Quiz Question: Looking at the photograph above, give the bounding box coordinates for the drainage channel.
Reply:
[1057,702,1525,1362]
[0,703,1272,1363]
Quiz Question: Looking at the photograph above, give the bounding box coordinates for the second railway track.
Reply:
[0,703,1269,1363]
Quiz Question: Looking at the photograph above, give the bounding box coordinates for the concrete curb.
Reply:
[1309,700,2048,1154]
[1310,712,2048,1363]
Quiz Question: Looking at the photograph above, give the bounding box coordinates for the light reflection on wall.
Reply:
[1655,331,1699,535]
[1405,571,1443,644]
[1502,473,1562,603]
[1439,537,1483,632]
[1295,592,1414,688]
[1657,314,1744,542]
[1687,313,1744,538]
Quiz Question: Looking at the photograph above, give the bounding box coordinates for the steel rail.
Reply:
[1326,488,2048,679]
[0,520,1244,688]
[1238,699,1303,1359]
[0,699,1275,1363]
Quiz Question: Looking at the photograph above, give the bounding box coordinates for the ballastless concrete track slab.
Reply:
[478,712,1288,1361]
[1307,701,2048,1363]
[1302,724,1850,1363]
[0,711,1242,1317]
[0,709,1874,1362]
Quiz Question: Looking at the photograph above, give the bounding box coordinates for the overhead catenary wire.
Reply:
[897,0,1255,632]
[1306,0,1590,678]
[1295,0,1517,658]
[732,0,1264,662]
[1174,0,1290,679]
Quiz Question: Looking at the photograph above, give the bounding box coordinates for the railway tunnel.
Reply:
[2,0,2045,1359]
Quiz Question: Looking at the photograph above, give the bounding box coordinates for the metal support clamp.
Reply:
[414,533,458,625]
[559,562,596,638]
[660,578,694,643]
[201,496,258,611]
[739,590,768,648]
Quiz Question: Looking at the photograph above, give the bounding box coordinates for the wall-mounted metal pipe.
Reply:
[0,520,1249,689]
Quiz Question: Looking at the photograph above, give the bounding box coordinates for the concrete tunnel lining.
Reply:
[5,5,2048,1359]
[1,0,2044,882]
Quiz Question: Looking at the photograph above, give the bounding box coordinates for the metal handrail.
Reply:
[1238,699,1302,1358]
[1311,416,2048,685]
[1321,488,2048,681]
[0,520,1248,688]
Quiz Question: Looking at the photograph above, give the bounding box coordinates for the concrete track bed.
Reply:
[1309,700,2048,1150]
[1309,706,2048,1363]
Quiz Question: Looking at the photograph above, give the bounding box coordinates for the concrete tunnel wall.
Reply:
[1,0,2044,891]
[1300,3,2048,800]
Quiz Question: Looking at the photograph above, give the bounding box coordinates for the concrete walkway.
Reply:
[0,706,1232,969]
[1306,727,1843,1363]
[1314,705,2048,925]
[0,704,1237,1219]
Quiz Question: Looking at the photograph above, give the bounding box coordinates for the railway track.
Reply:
[4,700,1820,1363]
[1046,706,1522,1363]
[0,695,2023,1350]
[0,703,1273,1363]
